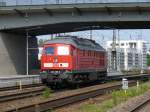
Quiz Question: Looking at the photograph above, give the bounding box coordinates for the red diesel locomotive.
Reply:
[40,36,107,85]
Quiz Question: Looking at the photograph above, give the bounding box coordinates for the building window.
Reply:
[121,43,124,46]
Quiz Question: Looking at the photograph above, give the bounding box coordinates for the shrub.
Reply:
[42,87,52,98]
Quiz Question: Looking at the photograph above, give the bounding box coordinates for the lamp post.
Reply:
[44,0,47,5]
[56,0,59,4]
[26,29,29,75]
[30,0,32,5]
[16,0,18,5]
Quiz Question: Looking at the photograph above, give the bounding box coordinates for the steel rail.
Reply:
[0,83,43,91]
[5,81,136,112]
[129,96,150,112]
[0,86,45,102]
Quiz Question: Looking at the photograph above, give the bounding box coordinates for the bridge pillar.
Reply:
[0,32,38,75]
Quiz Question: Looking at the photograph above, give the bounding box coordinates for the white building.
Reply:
[106,40,147,71]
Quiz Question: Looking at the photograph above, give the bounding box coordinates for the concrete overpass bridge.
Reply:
[0,1,150,75]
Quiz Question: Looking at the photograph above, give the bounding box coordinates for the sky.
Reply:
[37,29,150,48]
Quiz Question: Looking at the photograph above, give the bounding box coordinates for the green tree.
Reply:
[147,54,150,66]
[38,39,44,47]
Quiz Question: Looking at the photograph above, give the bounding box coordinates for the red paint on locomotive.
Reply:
[41,44,73,70]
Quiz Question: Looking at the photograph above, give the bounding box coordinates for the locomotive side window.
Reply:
[57,46,69,55]
[70,49,73,56]
[83,50,85,56]
[45,47,54,55]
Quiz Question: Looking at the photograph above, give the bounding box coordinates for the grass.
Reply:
[79,100,114,112]
[79,80,150,112]
[111,81,150,106]
[42,87,53,98]
[46,109,53,112]
[121,69,141,75]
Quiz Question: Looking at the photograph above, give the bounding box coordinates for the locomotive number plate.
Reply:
[53,63,59,67]
[44,63,53,67]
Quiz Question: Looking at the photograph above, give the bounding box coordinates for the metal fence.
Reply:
[0,75,41,88]
[0,0,150,6]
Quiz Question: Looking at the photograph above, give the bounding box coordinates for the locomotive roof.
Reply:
[44,36,105,52]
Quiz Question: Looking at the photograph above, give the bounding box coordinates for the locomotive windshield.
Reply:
[45,47,54,55]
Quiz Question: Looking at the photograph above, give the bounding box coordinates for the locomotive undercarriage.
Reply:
[40,70,107,88]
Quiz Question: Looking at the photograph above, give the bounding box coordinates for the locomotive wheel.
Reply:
[69,83,80,89]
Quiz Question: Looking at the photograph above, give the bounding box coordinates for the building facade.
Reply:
[106,40,147,71]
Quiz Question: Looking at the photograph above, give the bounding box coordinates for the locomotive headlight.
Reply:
[57,46,69,55]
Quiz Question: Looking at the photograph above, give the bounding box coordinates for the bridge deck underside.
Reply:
[4,21,150,36]
[1,3,150,35]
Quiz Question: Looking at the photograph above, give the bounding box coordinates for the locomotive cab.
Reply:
[41,44,72,71]
[40,43,74,85]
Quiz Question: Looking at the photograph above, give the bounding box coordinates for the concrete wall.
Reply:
[0,32,26,75]
[0,32,39,75]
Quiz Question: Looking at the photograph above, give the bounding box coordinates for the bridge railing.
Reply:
[0,0,150,6]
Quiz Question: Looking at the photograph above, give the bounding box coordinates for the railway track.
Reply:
[4,81,136,112]
[0,83,43,91]
[129,96,150,112]
[0,85,45,102]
